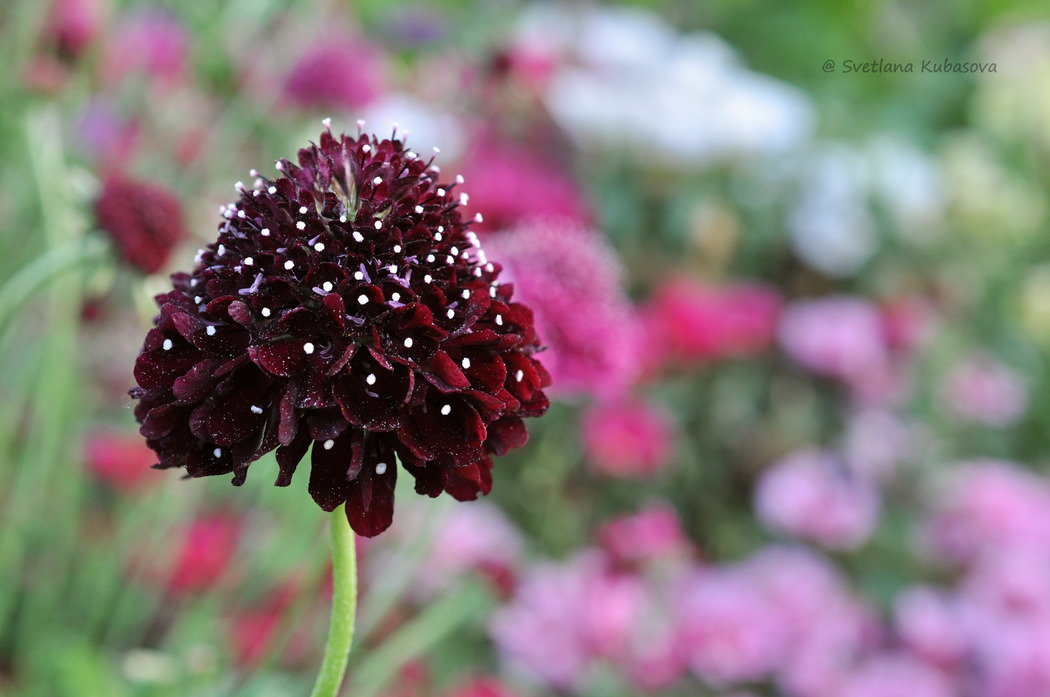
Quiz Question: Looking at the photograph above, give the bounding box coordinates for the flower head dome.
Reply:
[130,123,550,536]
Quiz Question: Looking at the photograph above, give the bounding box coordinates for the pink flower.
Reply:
[417,501,523,598]
[836,654,956,697]
[972,621,1050,697]
[490,553,603,688]
[101,9,187,87]
[840,408,911,483]
[457,141,590,234]
[442,677,523,697]
[755,449,880,549]
[596,504,692,567]
[582,399,674,478]
[283,35,386,110]
[647,278,781,366]
[676,566,788,686]
[45,0,105,59]
[83,430,161,493]
[941,354,1028,427]
[165,514,242,595]
[778,296,893,396]
[923,460,1050,564]
[484,218,642,398]
[893,587,969,669]
[962,546,1050,622]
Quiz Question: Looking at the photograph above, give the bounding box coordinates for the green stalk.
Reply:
[308,504,358,697]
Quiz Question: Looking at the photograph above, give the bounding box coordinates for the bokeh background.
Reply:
[4,0,1050,695]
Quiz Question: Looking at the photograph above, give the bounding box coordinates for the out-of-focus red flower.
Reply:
[582,399,674,478]
[283,35,386,111]
[166,514,242,595]
[647,277,781,367]
[228,577,319,668]
[84,430,161,493]
[458,141,590,234]
[93,172,186,274]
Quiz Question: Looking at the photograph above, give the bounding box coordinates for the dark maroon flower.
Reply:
[130,124,550,537]
[94,172,186,274]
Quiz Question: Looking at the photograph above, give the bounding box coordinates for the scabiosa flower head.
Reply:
[94,172,186,274]
[130,124,550,537]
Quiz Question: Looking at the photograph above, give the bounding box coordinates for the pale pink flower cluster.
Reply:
[941,354,1029,427]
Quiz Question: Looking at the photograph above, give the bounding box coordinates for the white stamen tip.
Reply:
[353,231,364,242]
[372,176,383,186]
[474,213,484,223]
[356,119,366,129]
[299,206,308,214]
[324,439,335,450]
[455,174,464,184]
[415,205,424,214]
[354,271,364,280]
[303,342,315,354]
[250,405,263,414]
[314,242,325,252]
[495,314,503,326]
[462,357,471,369]
[362,145,371,153]
[213,448,222,458]
[437,188,446,197]
[284,260,295,270]
[194,296,203,304]
[244,257,254,266]
[404,337,414,348]
[268,186,277,194]
[275,161,284,171]
[461,290,470,299]
[261,307,271,317]
[249,169,259,177]
[366,373,376,385]
[374,220,382,229]
[237,210,246,219]
[440,404,451,416]
[393,244,402,253]
[296,221,306,230]
[424,274,432,283]
[459,193,469,205]
[434,233,443,242]
[340,215,347,223]
[322,281,333,292]
[162,339,173,351]
[375,462,388,475]
[515,370,524,382]
[427,254,436,263]
[322,117,332,128]
[388,264,398,274]
[206,326,216,336]
[447,309,455,319]
[217,244,226,256]
[235,181,245,191]
[391,292,401,302]
[446,255,454,264]
[433,147,441,154]
[358,294,368,305]
[261,228,270,236]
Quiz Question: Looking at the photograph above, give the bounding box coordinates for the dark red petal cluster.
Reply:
[94,172,187,274]
[130,126,550,537]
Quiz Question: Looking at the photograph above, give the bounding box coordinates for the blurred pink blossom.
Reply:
[458,140,590,234]
[961,546,1050,622]
[779,296,897,400]
[442,677,523,697]
[46,0,106,59]
[101,8,187,87]
[755,449,880,549]
[165,514,242,595]
[836,654,956,697]
[840,408,911,482]
[941,354,1028,427]
[484,218,642,398]
[83,429,160,493]
[582,399,675,478]
[417,501,523,598]
[647,277,781,366]
[972,621,1050,697]
[76,99,139,167]
[490,552,609,688]
[923,460,1050,564]
[893,587,969,669]
[283,35,386,110]
[676,566,788,685]
[596,504,692,567]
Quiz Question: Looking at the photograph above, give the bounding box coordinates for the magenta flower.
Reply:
[94,172,186,274]
[484,217,640,398]
[100,8,187,87]
[646,277,781,367]
[130,127,550,537]
[283,36,386,111]
[162,514,243,595]
[83,429,161,493]
[581,398,674,478]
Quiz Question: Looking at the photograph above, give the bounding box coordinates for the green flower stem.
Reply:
[309,504,358,697]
